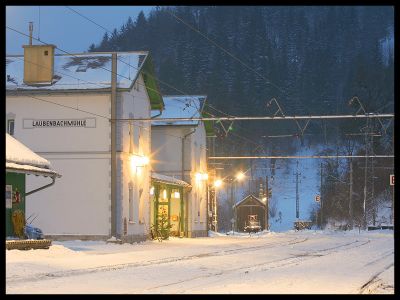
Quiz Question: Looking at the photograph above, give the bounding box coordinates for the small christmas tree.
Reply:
[157,207,172,240]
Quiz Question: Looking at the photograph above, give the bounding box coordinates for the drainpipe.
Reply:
[182,129,196,237]
[111,52,117,238]
[25,175,57,196]
[181,129,196,182]
[151,109,163,119]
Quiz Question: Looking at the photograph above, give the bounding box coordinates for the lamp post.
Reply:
[211,179,223,232]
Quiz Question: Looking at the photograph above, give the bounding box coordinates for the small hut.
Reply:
[233,194,266,232]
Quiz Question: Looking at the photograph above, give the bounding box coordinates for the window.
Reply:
[7,119,14,136]
[128,182,134,222]
[44,50,48,56]
[6,185,12,209]
[138,188,144,223]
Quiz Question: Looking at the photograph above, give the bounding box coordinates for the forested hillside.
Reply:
[89,6,393,148]
[88,6,394,226]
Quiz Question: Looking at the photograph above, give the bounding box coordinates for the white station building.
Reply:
[151,95,211,237]
[6,42,164,242]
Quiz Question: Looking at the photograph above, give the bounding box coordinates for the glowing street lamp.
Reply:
[236,171,245,181]
[214,179,223,188]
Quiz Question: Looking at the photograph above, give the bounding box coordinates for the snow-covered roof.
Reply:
[6,162,60,177]
[151,172,191,188]
[5,52,147,91]
[6,133,60,177]
[151,95,206,126]
[233,194,266,208]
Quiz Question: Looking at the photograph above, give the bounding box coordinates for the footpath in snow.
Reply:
[6,229,394,294]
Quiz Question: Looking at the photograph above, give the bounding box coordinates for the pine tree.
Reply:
[157,207,172,240]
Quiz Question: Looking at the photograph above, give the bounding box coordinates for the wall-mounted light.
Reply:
[130,154,150,174]
[163,189,167,200]
[195,173,203,181]
[150,186,154,195]
[174,191,180,198]
[195,172,208,182]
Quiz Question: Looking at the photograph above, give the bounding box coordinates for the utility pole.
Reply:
[265,175,269,231]
[294,161,301,220]
[371,156,375,226]
[230,177,234,233]
[320,162,323,228]
[371,127,376,226]
[363,117,369,230]
[110,52,117,238]
[349,158,353,229]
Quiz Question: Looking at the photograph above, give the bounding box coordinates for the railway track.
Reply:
[147,238,373,292]
[359,263,394,294]
[7,236,308,284]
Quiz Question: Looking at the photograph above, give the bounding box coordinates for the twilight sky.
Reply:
[6,6,155,54]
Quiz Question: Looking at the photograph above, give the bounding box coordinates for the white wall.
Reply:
[187,123,208,233]
[118,74,152,238]
[151,126,185,177]
[151,123,208,235]
[6,93,112,236]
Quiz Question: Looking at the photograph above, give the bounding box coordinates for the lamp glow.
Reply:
[150,186,154,195]
[130,155,150,169]
[214,179,223,188]
[174,191,180,198]
[236,172,245,181]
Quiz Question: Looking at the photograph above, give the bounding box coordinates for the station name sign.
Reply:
[23,118,96,129]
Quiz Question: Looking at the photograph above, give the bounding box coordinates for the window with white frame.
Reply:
[129,182,134,222]
[138,188,144,223]
[7,119,15,136]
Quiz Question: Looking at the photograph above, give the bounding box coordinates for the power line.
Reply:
[61,6,314,150]
[208,155,394,160]
[66,6,112,33]
[110,113,394,122]
[64,6,207,114]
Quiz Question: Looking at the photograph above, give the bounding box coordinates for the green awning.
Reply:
[202,111,215,137]
[141,55,164,111]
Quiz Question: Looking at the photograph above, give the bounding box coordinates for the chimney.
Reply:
[23,22,56,85]
[29,21,33,45]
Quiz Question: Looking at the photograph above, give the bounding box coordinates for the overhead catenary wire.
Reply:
[60,7,330,151]
[7,22,393,160]
[7,60,211,143]
[6,26,214,150]
[64,6,394,154]
[108,114,394,122]
[208,155,394,160]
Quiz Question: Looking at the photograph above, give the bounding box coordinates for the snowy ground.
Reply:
[6,230,394,294]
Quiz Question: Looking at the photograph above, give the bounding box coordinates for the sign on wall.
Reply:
[390,174,394,186]
[23,118,96,129]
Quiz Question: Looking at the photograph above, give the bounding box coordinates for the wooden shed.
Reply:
[233,194,267,232]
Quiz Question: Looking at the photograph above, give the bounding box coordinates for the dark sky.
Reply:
[6,6,154,54]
